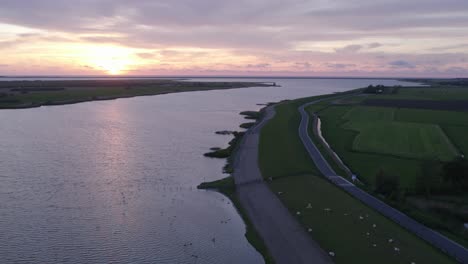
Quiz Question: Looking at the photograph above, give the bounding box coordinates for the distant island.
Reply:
[0,79,275,109]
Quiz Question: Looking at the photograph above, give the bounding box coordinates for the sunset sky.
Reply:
[0,0,467,77]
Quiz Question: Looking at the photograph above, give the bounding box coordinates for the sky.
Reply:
[0,0,467,77]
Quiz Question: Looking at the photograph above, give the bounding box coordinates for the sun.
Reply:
[97,60,126,75]
[79,45,140,75]
[107,68,121,75]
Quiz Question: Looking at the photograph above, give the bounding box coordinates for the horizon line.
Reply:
[0,75,459,80]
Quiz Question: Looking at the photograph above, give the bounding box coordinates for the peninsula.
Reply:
[0,79,274,109]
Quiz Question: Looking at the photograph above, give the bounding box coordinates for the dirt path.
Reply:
[232,106,332,264]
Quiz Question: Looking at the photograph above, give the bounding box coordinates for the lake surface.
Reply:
[0,78,417,263]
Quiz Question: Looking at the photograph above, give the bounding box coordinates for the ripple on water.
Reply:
[0,78,417,263]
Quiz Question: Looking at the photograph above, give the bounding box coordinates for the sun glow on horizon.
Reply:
[77,45,146,75]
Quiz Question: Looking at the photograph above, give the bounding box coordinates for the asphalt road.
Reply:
[299,100,468,264]
[232,105,333,264]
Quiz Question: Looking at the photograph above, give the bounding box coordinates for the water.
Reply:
[0,78,417,263]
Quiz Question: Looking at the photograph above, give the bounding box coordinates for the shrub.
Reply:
[375,169,400,200]
[442,158,468,192]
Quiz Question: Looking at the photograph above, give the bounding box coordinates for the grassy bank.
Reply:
[0,79,273,109]
[204,132,244,159]
[240,110,261,120]
[258,92,358,180]
[258,94,455,264]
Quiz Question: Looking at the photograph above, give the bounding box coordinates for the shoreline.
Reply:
[198,108,273,263]
[0,80,274,110]
[197,175,274,264]
[199,104,332,264]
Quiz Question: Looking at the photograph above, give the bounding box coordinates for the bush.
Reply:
[363,85,385,94]
[375,169,400,200]
[442,158,468,192]
[416,161,444,196]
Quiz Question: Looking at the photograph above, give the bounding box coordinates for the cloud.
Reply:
[1,0,466,51]
[137,53,157,59]
[305,0,468,31]
[368,42,382,49]
[326,63,356,69]
[0,40,17,49]
[0,0,467,77]
[444,66,468,75]
[294,62,312,69]
[0,32,74,49]
[80,36,125,43]
[246,63,271,69]
[389,60,415,68]
[429,43,468,52]
[335,45,362,53]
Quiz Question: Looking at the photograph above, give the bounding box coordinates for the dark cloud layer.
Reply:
[1,0,467,50]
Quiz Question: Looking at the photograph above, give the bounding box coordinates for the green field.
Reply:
[338,105,458,161]
[306,85,468,246]
[444,126,468,156]
[393,108,468,156]
[342,106,395,122]
[396,87,468,100]
[311,105,423,188]
[314,104,466,187]
[395,108,468,126]
[368,86,468,100]
[258,95,454,264]
[343,119,459,162]
[268,175,453,264]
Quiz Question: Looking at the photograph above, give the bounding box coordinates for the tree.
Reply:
[375,169,400,199]
[442,158,468,191]
[363,84,386,94]
[417,160,443,197]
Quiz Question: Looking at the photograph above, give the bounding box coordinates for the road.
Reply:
[232,105,333,264]
[298,100,468,264]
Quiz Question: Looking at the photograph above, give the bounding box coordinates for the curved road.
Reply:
[299,100,468,264]
[232,105,333,264]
